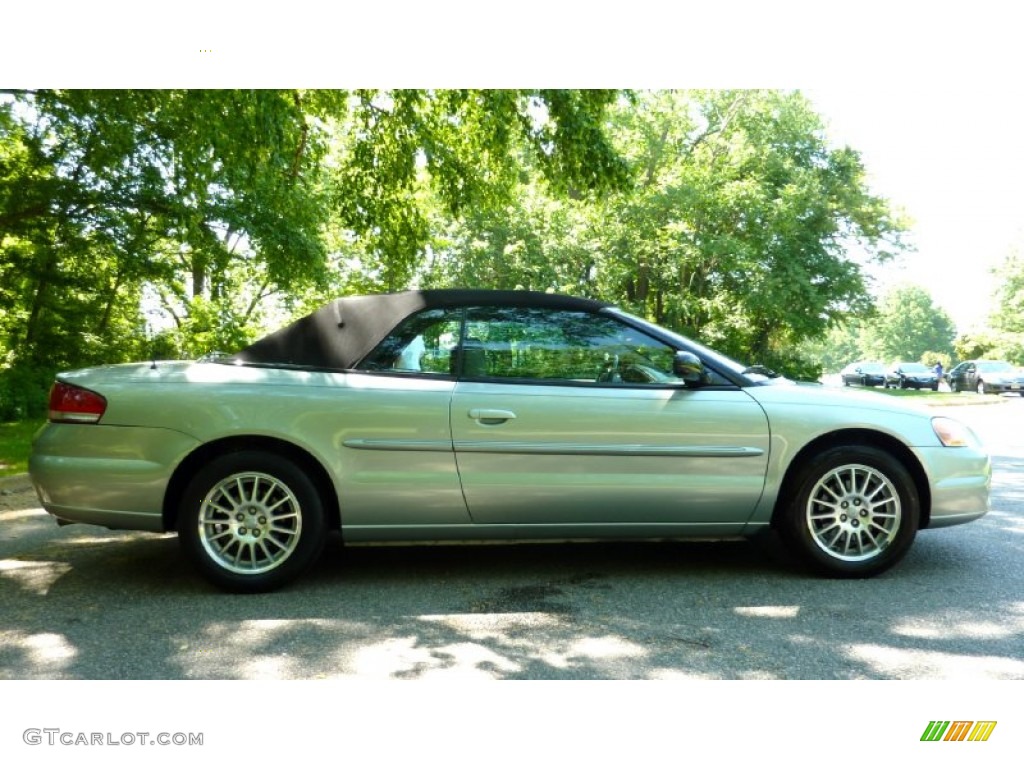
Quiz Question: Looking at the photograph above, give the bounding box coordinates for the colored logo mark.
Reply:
[921,721,997,742]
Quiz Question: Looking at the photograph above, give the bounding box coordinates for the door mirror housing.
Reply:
[673,351,705,383]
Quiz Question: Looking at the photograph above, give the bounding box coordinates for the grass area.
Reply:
[872,388,1009,406]
[0,420,44,477]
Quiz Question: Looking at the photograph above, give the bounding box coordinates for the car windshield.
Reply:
[851,364,884,376]
[899,363,930,372]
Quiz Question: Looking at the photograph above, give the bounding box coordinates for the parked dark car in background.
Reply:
[947,360,1024,395]
[840,361,886,387]
[884,362,939,391]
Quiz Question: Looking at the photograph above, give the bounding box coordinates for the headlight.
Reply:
[932,417,981,448]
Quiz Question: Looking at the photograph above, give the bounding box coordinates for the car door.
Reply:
[449,306,771,528]
[955,363,977,391]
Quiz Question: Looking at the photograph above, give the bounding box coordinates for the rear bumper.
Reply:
[29,423,199,532]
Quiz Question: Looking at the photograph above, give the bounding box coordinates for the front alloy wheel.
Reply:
[780,447,919,577]
[806,464,901,562]
[179,451,326,592]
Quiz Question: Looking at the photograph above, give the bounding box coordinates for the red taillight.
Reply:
[48,381,107,423]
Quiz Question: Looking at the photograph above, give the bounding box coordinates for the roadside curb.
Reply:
[924,397,1014,407]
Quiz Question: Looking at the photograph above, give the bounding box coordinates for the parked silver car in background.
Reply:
[29,290,991,591]
[947,360,1024,395]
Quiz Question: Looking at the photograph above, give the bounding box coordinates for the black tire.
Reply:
[976,380,986,395]
[178,450,327,592]
[778,446,919,578]
[950,380,960,393]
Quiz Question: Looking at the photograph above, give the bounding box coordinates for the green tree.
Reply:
[1,90,335,369]
[425,90,907,377]
[596,91,905,365]
[976,247,1024,363]
[860,284,956,362]
[0,89,629,416]
[950,246,1024,365]
[799,320,867,373]
[990,247,1024,336]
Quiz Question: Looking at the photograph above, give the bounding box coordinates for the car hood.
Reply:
[742,381,952,447]
[741,378,946,438]
[747,381,931,416]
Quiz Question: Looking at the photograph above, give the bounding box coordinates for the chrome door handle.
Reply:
[468,408,517,424]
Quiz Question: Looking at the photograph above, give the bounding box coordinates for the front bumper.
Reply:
[911,446,991,528]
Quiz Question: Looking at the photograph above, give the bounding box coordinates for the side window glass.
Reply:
[461,307,682,385]
[359,308,462,375]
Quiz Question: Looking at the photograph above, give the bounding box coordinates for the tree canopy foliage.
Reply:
[424,91,907,374]
[2,88,908,417]
[953,247,1024,364]
[804,285,957,372]
[860,284,957,362]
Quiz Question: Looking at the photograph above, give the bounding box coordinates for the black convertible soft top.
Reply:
[229,289,612,370]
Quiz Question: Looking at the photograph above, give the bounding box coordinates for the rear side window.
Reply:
[359,308,463,375]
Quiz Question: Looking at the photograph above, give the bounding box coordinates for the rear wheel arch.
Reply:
[163,436,341,533]
[772,429,932,530]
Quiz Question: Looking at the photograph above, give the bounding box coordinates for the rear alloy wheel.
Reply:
[178,451,326,592]
[779,446,919,577]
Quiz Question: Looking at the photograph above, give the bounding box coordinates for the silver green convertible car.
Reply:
[29,290,991,591]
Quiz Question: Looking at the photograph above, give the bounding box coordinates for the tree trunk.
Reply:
[192,254,207,298]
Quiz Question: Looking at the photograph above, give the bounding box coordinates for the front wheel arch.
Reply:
[771,430,931,530]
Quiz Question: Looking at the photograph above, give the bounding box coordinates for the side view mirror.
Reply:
[673,351,705,383]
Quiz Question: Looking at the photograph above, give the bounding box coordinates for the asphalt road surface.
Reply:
[2,398,1022,680]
